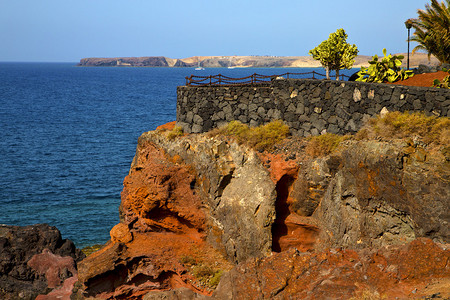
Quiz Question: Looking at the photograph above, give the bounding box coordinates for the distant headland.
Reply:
[77,54,440,68]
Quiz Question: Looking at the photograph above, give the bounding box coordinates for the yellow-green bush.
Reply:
[357,111,450,145]
[211,120,290,151]
[209,270,224,288]
[305,133,350,157]
[167,125,184,140]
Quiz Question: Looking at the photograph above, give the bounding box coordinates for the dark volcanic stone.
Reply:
[0,224,85,300]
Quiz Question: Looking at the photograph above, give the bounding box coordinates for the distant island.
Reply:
[77,54,440,68]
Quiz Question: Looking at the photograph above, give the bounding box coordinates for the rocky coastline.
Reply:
[77,53,440,69]
[2,117,449,299]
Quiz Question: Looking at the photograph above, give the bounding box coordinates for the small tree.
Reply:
[309,28,359,80]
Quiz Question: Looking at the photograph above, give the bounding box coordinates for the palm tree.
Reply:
[409,0,450,64]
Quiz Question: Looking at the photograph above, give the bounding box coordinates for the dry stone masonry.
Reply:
[177,78,450,136]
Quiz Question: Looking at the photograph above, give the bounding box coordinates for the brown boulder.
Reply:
[110,223,133,244]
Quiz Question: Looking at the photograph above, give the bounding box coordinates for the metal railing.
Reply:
[185,71,350,86]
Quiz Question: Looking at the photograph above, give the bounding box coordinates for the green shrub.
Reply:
[180,256,225,289]
[211,120,290,151]
[305,133,350,157]
[223,120,249,137]
[209,270,224,288]
[356,111,450,145]
[191,264,224,288]
[356,48,414,83]
[167,125,184,140]
[192,264,215,278]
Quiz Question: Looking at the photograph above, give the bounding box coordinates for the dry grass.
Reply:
[209,120,290,151]
[304,112,449,158]
[305,133,351,157]
[356,111,450,145]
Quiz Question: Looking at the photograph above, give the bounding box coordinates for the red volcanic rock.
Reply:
[155,121,176,131]
[121,139,207,237]
[76,137,232,299]
[258,152,299,184]
[213,238,450,299]
[27,249,77,288]
[35,276,78,300]
[258,152,320,253]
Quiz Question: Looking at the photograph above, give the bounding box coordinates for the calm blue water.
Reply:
[0,63,356,248]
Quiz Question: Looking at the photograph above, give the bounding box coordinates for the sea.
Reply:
[0,63,356,248]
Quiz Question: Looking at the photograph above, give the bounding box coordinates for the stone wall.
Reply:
[176,79,450,136]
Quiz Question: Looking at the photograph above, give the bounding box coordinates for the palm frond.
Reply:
[409,0,450,64]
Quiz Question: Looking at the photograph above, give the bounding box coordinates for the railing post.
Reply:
[209,76,212,85]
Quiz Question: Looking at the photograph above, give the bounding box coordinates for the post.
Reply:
[407,27,410,70]
[405,19,413,70]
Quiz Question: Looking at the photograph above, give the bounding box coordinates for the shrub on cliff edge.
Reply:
[210,120,290,151]
[166,125,184,140]
[356,111,450,146]
[305,133,350,157]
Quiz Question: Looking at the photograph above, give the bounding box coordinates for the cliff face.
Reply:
[78,57,178,67]
[76,126,449,299]
[77,53,441,68]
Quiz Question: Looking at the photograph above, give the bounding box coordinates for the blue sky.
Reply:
[0,0,430,62]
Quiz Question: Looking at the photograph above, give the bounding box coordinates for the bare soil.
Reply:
[392,71,448,87]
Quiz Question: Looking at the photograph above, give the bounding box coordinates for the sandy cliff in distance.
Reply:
[77,53,440,68]
[72,117,450,299]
